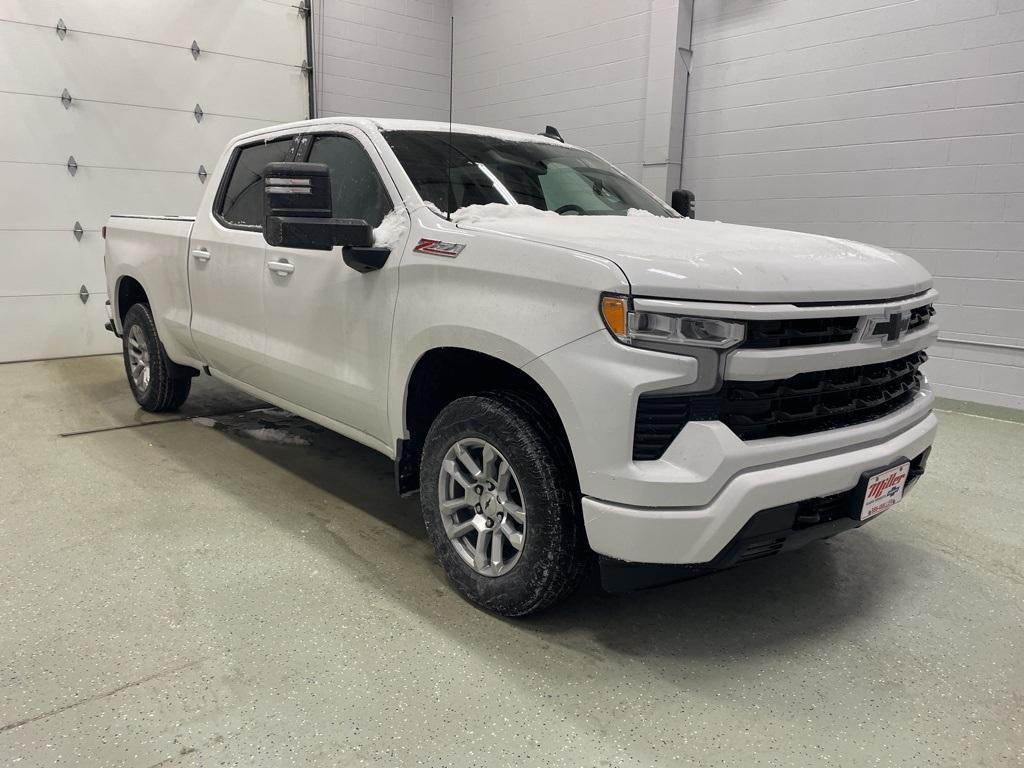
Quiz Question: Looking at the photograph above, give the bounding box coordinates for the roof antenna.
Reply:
[540,125,564,143]
[446,15,454,222]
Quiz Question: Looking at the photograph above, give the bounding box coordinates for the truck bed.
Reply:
[104,214,198,367]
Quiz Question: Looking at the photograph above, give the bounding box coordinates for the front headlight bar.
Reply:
[600,294,745,352]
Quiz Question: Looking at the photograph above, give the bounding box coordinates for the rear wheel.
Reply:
[121,303,191,412]
[419,393,587,616]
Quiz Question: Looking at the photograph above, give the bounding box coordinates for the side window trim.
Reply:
[212,134,302,232]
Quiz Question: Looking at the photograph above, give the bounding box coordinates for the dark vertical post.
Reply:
[446,15,454,221]
[303,0,316,119]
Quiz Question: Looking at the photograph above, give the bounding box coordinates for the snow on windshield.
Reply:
[450,203,673,226]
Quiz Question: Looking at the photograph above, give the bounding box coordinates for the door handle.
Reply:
[191,248,211,262]
[267,260,295,276]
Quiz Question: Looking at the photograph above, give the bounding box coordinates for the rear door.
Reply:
[188,134,297,387]
[261,129,407,443]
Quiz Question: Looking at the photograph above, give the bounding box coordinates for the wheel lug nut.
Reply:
[485,519,494,528]
[474,485,483,495]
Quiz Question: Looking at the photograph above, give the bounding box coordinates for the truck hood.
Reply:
[452,206,932,303]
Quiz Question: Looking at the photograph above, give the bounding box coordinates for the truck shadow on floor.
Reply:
[179,402,913,670]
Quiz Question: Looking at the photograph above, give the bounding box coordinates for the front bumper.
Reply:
[599,447,931,591]
[523,302,939,570]
[581,408,937,565]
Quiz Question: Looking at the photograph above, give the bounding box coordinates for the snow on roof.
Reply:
[233,117,572,147]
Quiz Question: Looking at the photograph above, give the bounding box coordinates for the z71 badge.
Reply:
[413,239,466,257]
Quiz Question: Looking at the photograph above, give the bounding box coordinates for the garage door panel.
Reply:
[0,231,106,297]
[0,6,306,363]
[0,24,308,121]
[0,164,205,231]
[4,0,305,64]
[0,93,273,172]
[0,294,119,362]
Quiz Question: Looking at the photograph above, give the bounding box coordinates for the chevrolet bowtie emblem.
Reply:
[871,312,912,343]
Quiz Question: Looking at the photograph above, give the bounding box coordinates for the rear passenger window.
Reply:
[218,137,295,228]
[307,135,392,227]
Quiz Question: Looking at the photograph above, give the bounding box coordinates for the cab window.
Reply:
[307,134,392,227]
[217,137,295,228]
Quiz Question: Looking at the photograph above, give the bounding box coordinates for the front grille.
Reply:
[633,351,926,459]
[908,304,936,332]
[742,316,860,348]
[740,303,935,349]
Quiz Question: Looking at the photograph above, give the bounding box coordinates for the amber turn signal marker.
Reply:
[600,295,628,339]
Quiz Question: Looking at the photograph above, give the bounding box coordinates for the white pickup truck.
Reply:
[104,117,938,616]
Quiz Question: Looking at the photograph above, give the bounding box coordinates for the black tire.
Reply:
[419,392,588,617]
[121,303,191,412]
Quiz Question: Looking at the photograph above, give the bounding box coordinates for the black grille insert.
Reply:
[908,304,936,332]
[633,351,926,459]
[740,304,934,349]
[742,316,860,348]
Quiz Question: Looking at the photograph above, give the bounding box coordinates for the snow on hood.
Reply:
[450,203,932,303]
[451,203,557,226]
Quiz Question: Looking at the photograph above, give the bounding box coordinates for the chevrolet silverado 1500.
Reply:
[104,118,938,615]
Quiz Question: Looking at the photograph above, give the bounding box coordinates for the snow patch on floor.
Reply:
[191,417,217,427]
[373,208,409,248]
[241,427,311,446]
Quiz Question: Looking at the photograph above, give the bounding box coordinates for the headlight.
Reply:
[600,294,744,351]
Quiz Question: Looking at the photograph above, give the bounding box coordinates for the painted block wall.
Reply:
[313,0,454,121]
[684,0,1024,409]
[317,0,691,197]
[450,0,667,185]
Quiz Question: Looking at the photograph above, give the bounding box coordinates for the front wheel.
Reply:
[419,393,587,617]
[121,303,191,412]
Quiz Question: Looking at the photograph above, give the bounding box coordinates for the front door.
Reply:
[261,130,407,445]
[188,134,296,387]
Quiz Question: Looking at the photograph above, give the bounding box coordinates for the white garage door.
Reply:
[0,0,311,362]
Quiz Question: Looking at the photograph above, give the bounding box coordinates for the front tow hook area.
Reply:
[598,447,931,593]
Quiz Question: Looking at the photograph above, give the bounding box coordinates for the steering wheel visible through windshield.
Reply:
[383,130,677,218]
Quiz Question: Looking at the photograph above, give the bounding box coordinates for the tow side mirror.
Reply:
[262,162,389,272]
[265,161,332,218]
[671,189,696,219]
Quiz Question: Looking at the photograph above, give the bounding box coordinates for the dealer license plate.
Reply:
[860,462,910,520]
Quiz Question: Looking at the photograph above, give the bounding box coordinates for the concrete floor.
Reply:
[0,355,1021,768]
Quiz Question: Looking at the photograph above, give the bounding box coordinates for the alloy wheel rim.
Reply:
[437,437,527,577]
[126,325,151,393]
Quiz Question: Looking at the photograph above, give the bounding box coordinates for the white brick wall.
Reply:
[684,0,1024,410]
[449,0,665,183]
[315,0,694,196]
[314,0,453,121]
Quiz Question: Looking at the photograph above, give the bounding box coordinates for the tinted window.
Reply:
[307,135,392,227]
[218,137,295,228]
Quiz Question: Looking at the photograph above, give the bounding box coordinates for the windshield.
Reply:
[384,130,677,218]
